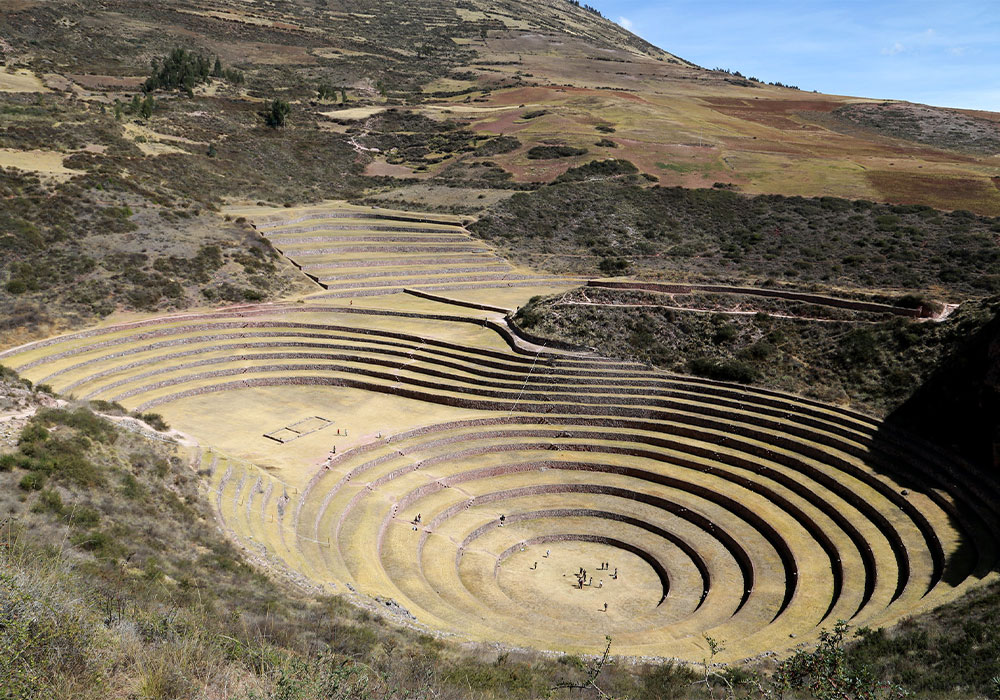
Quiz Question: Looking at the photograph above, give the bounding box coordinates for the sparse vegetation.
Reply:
[472,181,1000,297]
[511,288,1000,415]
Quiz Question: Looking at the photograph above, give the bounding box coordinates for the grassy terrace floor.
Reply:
[2,203,996,665]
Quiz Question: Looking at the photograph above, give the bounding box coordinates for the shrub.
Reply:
[19,472,46,491]
[31,488,64,515]
[134,412,169,431]
[598,256,629,275]
[526,145,588,160]
[556,159,637,183]
[18,423,49,445]
[688,357,758,383]
[70,530,121,558]
[88,399,126,415]
[473,135,520,156]
[639,660,697,700]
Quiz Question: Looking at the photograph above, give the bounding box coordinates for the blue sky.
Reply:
[597,1,1000,111]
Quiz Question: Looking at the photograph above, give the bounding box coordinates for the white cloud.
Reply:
[618,16,634,31]
[881,41,905,55]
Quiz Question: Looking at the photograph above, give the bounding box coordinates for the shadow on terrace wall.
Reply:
[876,307,1000,586]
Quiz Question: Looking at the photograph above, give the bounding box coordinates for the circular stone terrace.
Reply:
[3,203,996,663]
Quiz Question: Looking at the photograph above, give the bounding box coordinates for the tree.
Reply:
[139,95,154,120]
[768,621,907,700]
[263,99,290,128]
[212,56,223,77]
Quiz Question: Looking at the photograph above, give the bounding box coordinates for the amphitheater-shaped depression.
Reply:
[5,208,996,662]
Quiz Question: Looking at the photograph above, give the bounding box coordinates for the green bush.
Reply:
[473,135,520,156]
[135,412,169,431]
[18,423,49,445]
[556,159,636,183]
[688,357,758,383]
[5,279,27,294]
[31,488,64,515]
[69,530,121,558]
[19,472,46,491]
[598,256,629,274]
[526,145,588,160]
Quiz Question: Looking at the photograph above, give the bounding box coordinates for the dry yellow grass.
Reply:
[0,68,48,93]
[0,148,83,179]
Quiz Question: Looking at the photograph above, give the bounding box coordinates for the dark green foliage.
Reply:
[134,412,169,431]
[31,488,65,515]
[775,621,907,699]
[69,530,121,558]
[139,94,154,120]
[35,408,118,444]
[689,356,758,383]
[595,138,618,148]
[846,589,1000,695]
[521,109,548,120]
[144,48,212,94]
[19,472,46,491]
[364,110,479,166]
[473,135,521,156]
[143,49,243,95]
[471,181,1000,296]
[88,399,126,415]
[637,660,697,700]
[526,145,589,159]
[0,569,94,700]
[263,99,291,128]
[556,159,637,183]
[316,83,340,100]
[598,256,629,274]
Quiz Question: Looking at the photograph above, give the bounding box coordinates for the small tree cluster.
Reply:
[143,48,244,96]
[113,94,155,120]
[262,99,291,128]
[565,0,604,16]
[317,84,347,102]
